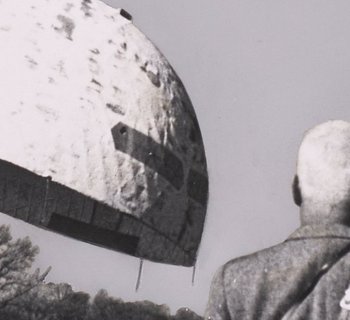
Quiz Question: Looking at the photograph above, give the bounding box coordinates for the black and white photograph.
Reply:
[1,0,350,319]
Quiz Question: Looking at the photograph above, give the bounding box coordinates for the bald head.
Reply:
[296,120,350,224]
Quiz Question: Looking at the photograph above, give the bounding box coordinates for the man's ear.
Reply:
[292,175,302,206]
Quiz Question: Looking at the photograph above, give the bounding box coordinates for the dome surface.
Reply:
[0,0,208,266]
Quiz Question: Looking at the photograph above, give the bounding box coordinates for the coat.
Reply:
[204,223,350,320]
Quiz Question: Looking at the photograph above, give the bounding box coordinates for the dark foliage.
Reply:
[0,225,203,320]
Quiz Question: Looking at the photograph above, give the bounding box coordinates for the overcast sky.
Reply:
[2,0,350,315]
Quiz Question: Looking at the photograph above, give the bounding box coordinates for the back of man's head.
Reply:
[297,120,350,222]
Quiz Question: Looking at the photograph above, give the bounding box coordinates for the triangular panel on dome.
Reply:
[0,0,208,266]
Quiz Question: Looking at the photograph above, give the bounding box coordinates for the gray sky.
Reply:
[2,0,350,315]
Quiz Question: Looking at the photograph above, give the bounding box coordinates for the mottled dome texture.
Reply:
[0,0,208,266]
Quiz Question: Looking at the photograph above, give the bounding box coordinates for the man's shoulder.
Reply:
[224,242,285,266]
[220,241,288,279]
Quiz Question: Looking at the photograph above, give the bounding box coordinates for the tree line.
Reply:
[0,225,202,320]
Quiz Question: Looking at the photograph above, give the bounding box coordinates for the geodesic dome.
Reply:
[0,0,208,266]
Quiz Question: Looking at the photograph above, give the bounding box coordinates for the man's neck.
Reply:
[300,201,350,227]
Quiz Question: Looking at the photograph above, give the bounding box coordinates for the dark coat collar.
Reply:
[286,223,350,241]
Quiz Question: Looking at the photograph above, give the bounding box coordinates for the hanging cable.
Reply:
[135,258,144,292]
[192,262,197,286]
[42,176,51,223]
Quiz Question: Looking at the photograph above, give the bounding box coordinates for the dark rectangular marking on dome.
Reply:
[0,159,48,225]
[187,169,208,206]
[111,122,184,190]
[48,213,139,255]
[91,201,124,231]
